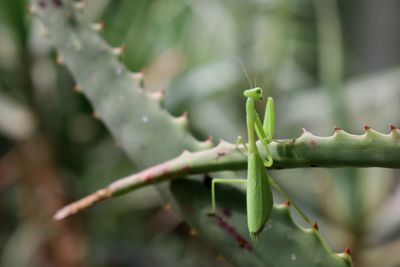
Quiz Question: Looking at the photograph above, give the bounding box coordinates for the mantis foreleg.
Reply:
[253,98,275,167]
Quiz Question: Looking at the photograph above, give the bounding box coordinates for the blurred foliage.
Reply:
[0,0,400,266]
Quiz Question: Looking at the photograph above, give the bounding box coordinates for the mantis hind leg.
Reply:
[267,176,313,226]
[211,178,247,213]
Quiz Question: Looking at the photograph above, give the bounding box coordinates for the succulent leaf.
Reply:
[32,0,204,169]
[171,179,352,267]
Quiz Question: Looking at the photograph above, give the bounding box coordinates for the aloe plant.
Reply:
[171,179,352,267]
[30,0,400,266]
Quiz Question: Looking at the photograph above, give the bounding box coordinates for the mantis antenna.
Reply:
[238,57,253,88]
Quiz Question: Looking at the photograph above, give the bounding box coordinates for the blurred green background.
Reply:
[1,0,400,266]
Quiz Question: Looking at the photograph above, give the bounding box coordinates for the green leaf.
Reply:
[171,179,352,267]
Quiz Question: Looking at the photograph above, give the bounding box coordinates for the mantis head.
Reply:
[243,87,263,100]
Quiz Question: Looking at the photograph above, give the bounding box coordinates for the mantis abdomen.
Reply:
[247,152,273,241]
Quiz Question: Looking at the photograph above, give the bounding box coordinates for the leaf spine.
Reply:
[91,22,105,31]
[147,89,164,103]
[74,84,82,93]
[132,72,144,87]
[92,111,100,120]
[163,203,172,210]
[198,136,214,149]
[344,247,351,256]
[112,45,126,56]
[174,111,188,125]
[56,53,64,65]
[181,149,191,156]
[74,0,85,10]
[28,4,37,15]
[189,229,198,237]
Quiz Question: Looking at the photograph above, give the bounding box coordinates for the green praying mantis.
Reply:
[210,87,275,241]
[211,86,311,241]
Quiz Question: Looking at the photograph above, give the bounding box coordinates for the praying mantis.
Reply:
[210,87,275,241]
[211,87,312,241]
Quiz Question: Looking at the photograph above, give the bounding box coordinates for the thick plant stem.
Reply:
[314,0,364,244]
[55,126,400,220]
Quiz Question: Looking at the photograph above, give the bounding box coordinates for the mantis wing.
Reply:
[247,152,273,241]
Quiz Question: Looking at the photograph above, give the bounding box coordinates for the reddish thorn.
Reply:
[312,222,319,231]
[92,111,100,119]
[344,247,351,256]
[189,229,197,237]
[334,127,342,132]
[363,124,370,130]
[28,5,37,14]
[75,2,85,10]
[112,45,126,56]
[175,112,188,124]
[56,54,64,65]
[218,139,226,145]
[302,128,308,133]
[201,136,214,148]
[74,84,81,92]
[181,149,190,156]
[132,72,144,80]
[150,90,164,101]
[390,124,397,131]
[92,21,105,31]
[284,200,291,207]
[216,255,225,262]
